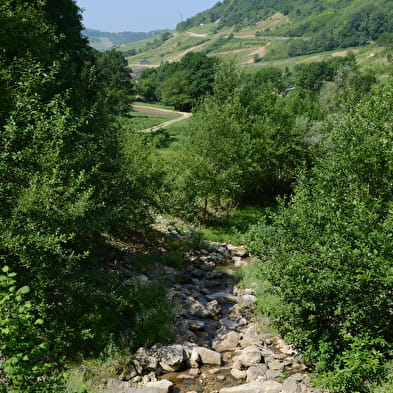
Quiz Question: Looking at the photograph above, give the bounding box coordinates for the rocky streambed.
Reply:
[100,243,322,393]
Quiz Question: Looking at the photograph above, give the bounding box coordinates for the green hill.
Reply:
[178,0,393,54]
[83,28,168,51]
[118,0,393,75]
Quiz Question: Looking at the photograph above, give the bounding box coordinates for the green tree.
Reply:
[248,83,393,391]
[96,49,135,114]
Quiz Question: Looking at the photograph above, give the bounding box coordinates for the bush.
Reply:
[248,83,393,391]
[0,266,65,393]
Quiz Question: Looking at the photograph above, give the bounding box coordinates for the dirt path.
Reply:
[133,104,192,133]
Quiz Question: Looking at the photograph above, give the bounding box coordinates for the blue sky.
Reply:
[75,0,218,32]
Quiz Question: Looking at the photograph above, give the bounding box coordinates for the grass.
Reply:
[119,110,181,133]
[197,205,270,245]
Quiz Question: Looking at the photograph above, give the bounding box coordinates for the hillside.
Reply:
[83,28,168,51]
[119,0,393,72]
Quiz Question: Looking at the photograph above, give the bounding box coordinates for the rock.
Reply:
[234,260,248,268]
[145,380,173,393]
[188,367,200,376]
[188,299,222,318]
[264,369,283,381]
[240,295,257,307]
[217,375,226,382]
[264,357,284,371]
[187,319,205,331]
[246,364,268,382]
[159,344,185,372]
[231,368,247,380]
[189,349,200,368]
[135,275,149,284]
[193,347,222,365]
[244,289,256,296]
[240,346,262,367]
[206,300,222,316]
[206,291,237,303]
[220,381,282,393]
[282,374,306,393]
[134,348,158,372]
[234,248,247,257]
[107,378,124,387]
[219,317,239,330]
[213,331,241,352]
[232,256,243,265]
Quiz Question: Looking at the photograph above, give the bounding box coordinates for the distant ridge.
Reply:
[83,28,168,51]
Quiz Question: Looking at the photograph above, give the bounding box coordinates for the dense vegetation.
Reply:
[137,52,218,110]
[2,0,393,392]
[0,1,171,391]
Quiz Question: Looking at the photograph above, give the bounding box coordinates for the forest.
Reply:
[1,0,393,392]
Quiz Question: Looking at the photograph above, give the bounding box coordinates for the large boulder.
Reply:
[213,331,241,352]
[282,374,307,393]
[192,347,222,365]
[240,346,262,367]
[134,348,158,372]
[246,364,268,382]
[159,345,186,372]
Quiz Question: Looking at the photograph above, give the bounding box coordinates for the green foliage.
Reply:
[148,52,218,110]
[0,0,165,387]
[96,49,135,115]
[246,82,393,391]
[164,60,307,221]
[0,267,64,392]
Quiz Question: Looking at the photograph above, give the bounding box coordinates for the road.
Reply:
[133,104,192,133]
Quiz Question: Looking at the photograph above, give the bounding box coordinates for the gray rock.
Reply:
[159,344,185,372]
[134,348,158,372]
[206,291,237,303]
[220,381,282,393]
[106,378,124,387]
[145,380,173,393]
[264,369,283,381]
[187,319,205,331]
[231,368,247,380]
[282,374,307,393]
[240,295,257,307]
[234,260,248,268]
[264,357,284,371]
[240,346,262,367]
[193,347,222,365]
[213,331,241,352]
[206,300,222,316]
[246,364,268,382]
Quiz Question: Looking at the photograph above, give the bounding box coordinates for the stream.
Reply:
[100,242,322,393]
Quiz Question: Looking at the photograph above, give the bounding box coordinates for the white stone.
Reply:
[240,346,262,367]
[193,347,222,365]
[220,381,282,393]
[246,364,268,382]
[213,331,241,352]
[231,368,247,380]
[145,380,173,393]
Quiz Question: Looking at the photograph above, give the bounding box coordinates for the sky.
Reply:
[75,0,219,32]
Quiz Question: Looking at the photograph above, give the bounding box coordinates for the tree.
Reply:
[96,49,135,114]
[249,83,393,391]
